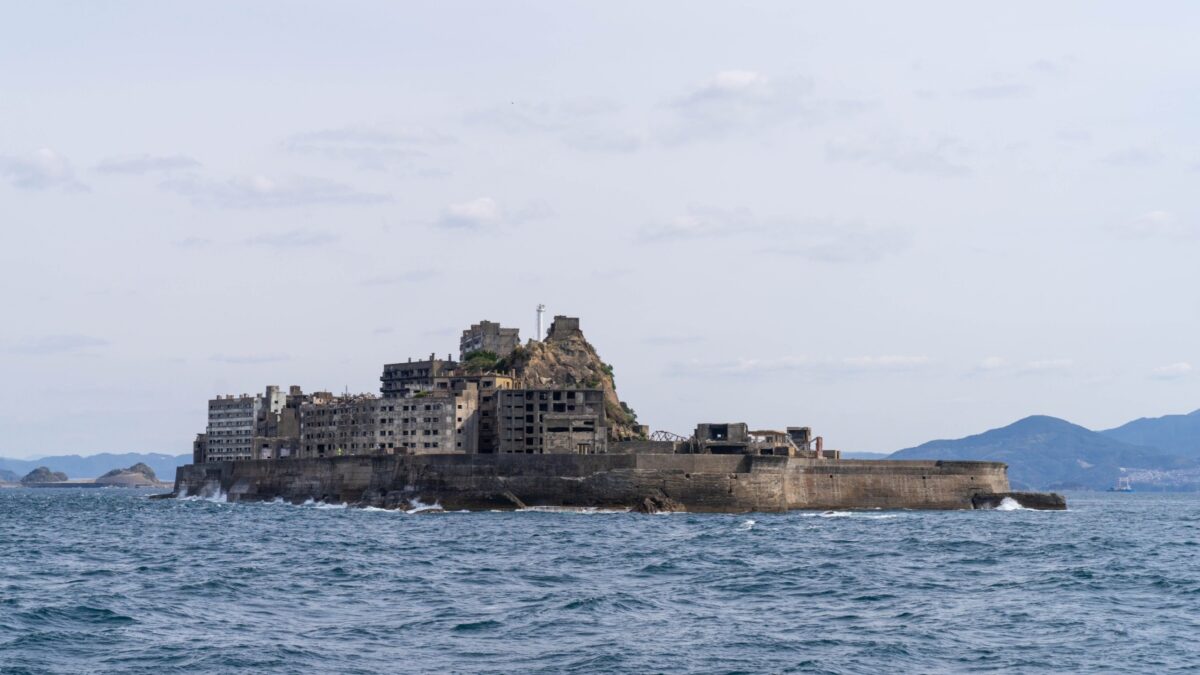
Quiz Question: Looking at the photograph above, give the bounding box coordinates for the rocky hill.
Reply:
[96,462,162,487]
[0,453,189,480]
[891,415,1193,490]
[498,317,643,440]
[21,467,69,484]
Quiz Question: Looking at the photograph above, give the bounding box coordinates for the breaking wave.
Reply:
[996,497,1026,511]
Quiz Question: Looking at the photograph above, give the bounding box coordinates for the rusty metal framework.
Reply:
[649,430,689,442]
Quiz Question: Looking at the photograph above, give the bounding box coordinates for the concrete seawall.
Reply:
[173,454,1043,512]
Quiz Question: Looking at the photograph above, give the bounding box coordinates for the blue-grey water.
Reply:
[1,490,1197,674]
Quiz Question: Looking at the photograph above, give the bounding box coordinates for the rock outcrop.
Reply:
[21,467,69,484]
[499,317,643,440]
[96,462,161,487]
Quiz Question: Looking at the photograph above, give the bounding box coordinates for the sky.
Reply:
[1,1,1198,458]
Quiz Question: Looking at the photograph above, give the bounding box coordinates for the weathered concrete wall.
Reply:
[175,454,1016,512]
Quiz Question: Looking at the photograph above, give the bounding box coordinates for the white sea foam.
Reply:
[406,497,443,514]
[996,497,1025,511]
[516,505,630,514]
[739,519,756,530]
[177,483,227,503]
[313,501,348,510]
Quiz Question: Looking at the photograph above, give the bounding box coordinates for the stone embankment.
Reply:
[173,454,1065,512]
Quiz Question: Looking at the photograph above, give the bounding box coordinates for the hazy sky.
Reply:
[2,2,1198,458]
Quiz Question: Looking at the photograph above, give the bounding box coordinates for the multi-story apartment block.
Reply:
[252,385,305,460]
[432,373,513,454]
[206,391,275,461]
[391,385,479,454]
[495,388,608,454]
[380,354,458,398]
[459,320,520,360]
[299,393,383,458]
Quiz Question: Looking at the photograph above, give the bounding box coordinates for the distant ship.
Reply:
[1108,477,1134,492]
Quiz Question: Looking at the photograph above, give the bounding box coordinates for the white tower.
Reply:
[536,304,546,341]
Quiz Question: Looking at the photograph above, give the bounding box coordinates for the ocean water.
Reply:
[1,490,1197,674]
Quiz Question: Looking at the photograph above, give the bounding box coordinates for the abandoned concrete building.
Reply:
[204,388,283,461]
[299,392,381,458]
[460,320,520,360]
[495,388,608,454]
[687,423,838,458]
[192,315,841,464]
[380,354,458,398]
[192,433,208,464]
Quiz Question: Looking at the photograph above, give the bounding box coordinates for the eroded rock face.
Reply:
[502,319,642,440]
[21,467,68,484]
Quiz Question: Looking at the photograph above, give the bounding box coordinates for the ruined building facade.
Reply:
[460,320,520,360]
[495,388,608,454]
[191,316,836,464]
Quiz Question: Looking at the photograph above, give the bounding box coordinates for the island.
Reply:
[173,315,1065,512]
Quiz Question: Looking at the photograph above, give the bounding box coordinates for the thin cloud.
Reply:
[826,135,971,177]
[976,356,1006,371]
[1117,210,1194,239]
[667,355,931,378]
[1152,362,1192,380]
[770,223,912,263]
[1019,358,1074,374]
[956,83,1034,100]
[361,270,437,286]
[11,334,108,355]
[282,126,453,170]
[0,148,88,191]
[436,197,502,229]
[641,207,911,263]
[663,70,819,143]
[639,207,759,241]
[210,354,289,365]
[95,154,201,174]
[1101,147,1163,168]
[465,98,643,153]
[643,335,704,347]
[160,174,389,208]
[243,229,338,248]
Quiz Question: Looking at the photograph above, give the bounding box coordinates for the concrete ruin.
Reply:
[178,314,1067,511]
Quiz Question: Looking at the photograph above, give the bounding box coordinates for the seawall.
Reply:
[173,454,1044,512]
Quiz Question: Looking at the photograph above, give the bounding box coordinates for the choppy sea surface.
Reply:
[1,489,1198,674]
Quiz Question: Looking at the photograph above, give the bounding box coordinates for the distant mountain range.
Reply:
[0,453,191,481]
[5,410,1200,490]
[891,410,1200,491]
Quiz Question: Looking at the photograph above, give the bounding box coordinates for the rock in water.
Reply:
[21,467,69,484]
[95,463,161,487]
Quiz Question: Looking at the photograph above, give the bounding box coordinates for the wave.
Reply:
[996,497,1026,511]
[406,497,443,514]
[516,506,630,514]
[176,483,227,503]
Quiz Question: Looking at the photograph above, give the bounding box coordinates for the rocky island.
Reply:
[174,314,1065,512]
[21,467,69,485]
[96,463,168,488]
